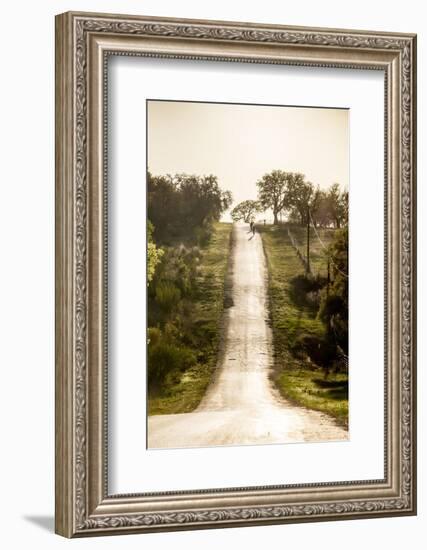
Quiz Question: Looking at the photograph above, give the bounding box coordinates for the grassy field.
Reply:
[277,370,348,425]
[259,224,348,427]
[287,224,337,277]
[148,222,233,415]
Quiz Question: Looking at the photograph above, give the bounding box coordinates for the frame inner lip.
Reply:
[102,50,389,499]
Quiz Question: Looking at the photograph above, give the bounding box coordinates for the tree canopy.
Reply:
[230,200,261,223]
[148,172,232,244]
[256,169,348,228]
[286,173,314,226]
[319,227,349,357]
[256,170,293,225]
[147,220,163,285]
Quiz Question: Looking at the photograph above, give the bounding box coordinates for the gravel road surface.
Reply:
[148,225,347,449]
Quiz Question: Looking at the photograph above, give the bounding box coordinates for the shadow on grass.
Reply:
[288,274,325,314]
[313,378,347,388]
[313,377,348,400]
[327,387,348,400]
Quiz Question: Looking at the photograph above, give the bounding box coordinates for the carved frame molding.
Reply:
[55,12,416,537]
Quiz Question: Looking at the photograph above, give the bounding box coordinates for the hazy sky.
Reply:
[147,100,349,222]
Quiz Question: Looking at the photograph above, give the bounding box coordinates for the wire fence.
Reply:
[308,211,348,279]
[287,228,311,274]
[287,222,348,370]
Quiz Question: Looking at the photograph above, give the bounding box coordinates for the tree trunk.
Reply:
[273,211,279,225]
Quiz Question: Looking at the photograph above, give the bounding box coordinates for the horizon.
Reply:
[147,100,349,222]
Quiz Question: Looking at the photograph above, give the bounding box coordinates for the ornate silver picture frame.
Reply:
[55,11,417,537]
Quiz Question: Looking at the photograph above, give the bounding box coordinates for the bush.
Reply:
[194,225,212,247]
[288,274,325,310]
[155,281,181,313]
[291,273,325,293]
[318,286,348,355]
[154,246,200,297]
[294,332,336,370]
[147,221,163,285]
[148,341,197,388]
[147,326,162,346]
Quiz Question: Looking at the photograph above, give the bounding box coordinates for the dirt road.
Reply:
[148,225,347,449]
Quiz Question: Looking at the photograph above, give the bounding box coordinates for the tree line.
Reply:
[147,171,232,288]
[147,171,232,391]
[231,170,348,228]
[147,171,232,246]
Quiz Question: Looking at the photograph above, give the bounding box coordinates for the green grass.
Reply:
[148,222,233,415]
[259,225,324,358]
[259,224,348,426]
[287,224,337,277]
[278,370,348,427]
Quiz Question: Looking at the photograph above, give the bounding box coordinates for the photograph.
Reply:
[146,100,349,449]
[53,9,416,538]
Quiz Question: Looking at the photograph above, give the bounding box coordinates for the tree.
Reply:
[174,173,232,228]
[308,186,322,227]
[147,172,177,241]
[256,170,292,225]
[297,183,348,229]
[309,188,331,228]
[340,189,349,227]
[147,171,232,244]
[230,200,261,223]
[319,227,348,356]
[287,174,314,226]
[327,183,348,229]
[147,221,163,285]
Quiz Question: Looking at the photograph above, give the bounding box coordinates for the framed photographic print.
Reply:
[55,11,417,537]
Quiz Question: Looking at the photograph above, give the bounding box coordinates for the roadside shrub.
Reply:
[294,332,336,371]
[291,274,325,293]
[194,225,212,247]
[147,220,163,285]
[318,286,348,355]
[154,246,200,297]
[155,281,181,313]
[148,341,197,389]
[288,274,325,310]
[147,326,162,346]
